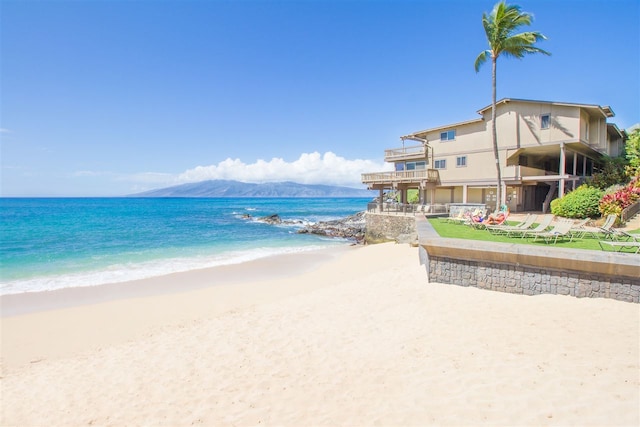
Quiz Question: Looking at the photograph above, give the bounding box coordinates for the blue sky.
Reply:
[2,0,638,196]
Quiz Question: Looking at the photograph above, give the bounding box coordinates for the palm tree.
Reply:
[475,1,550,210]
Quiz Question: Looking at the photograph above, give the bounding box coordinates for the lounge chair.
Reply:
[484,207,509,226]
[486,214,536,236]
[515,215,554,238]
[612,229,640,242]
[468,208,491,229]
[568,218,591,239]
[530,219,575,244]
[565,214,616,239]
[445,210,468,223]
[598,214,618,239]
[598,240,640,254]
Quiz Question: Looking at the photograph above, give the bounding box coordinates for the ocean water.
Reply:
[0,197,370,295]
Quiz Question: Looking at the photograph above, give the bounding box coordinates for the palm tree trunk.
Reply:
[491,56,502,211]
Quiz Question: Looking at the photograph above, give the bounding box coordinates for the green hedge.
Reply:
[550,185,603,218]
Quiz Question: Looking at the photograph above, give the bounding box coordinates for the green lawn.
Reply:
[428,218,640,253]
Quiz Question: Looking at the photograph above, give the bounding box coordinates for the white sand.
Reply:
[1,243,638,426]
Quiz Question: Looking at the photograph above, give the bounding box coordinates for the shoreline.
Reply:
[1,244,359,369]
[0,244,352,317]
[2,242,638,426]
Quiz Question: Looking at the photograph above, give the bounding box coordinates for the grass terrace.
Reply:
[428,217,640,253]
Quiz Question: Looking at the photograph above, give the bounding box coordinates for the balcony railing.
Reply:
[361,169,440,184]
[384,145,427,162]
[367,202,449,216]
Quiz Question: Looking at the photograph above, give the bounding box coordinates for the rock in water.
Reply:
[257,214,282,225]
[297,211,366,243]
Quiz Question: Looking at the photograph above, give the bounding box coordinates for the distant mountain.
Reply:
[129,180,375,198]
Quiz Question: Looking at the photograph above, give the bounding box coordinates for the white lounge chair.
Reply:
[569,218,591,239]
[531,219,575,244]
[486,214,536,236]
[598,214,618,239]
[598,240,640,254]
[571,214,617,239]
[515,215,554,238]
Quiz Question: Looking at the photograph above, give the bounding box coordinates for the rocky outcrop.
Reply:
[241,211,367,243]
[297,212,366,243]
[257,214,283,225]
[241,213,304,226]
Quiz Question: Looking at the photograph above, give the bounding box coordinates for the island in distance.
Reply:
[129,179,375,198]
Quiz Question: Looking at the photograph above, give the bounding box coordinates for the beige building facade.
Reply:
[362,98,626,212]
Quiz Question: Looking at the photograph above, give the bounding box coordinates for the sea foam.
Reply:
[0,244,333,295]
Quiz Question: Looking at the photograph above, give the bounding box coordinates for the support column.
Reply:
[559,143,566,198]
[572,152,578,191]
[378,188,384,212]
[462,184,468,203]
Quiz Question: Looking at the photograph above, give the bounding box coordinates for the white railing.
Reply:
[367,202,448,216]
[361,169,439,184]
[384,145,427,162]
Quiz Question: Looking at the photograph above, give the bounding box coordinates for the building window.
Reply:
[405,161,427,171]
[456,156,467,167]
[395,163,405,171]
[434,159,446,169]
[440,130,456,141]
[541,114,550,129]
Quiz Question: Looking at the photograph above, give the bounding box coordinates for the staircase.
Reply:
[542,182,557,214]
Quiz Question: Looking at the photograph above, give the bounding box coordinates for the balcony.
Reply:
[361,169,440,185]
[384,145,428,162]
[503,165,548,181]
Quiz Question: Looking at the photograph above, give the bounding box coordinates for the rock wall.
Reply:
[427,256,639,303]
[365,213,417,244]
[415,215,639,303]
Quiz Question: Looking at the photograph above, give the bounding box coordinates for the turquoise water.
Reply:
[0,197,369,295]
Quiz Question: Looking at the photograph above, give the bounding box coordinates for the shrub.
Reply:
[407,189,419,204]
[586,156,628,189]
[599,175,640,218]
[625,129,640,178]
[550,185,603,218]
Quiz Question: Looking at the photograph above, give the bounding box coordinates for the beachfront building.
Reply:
[362,98,626,212]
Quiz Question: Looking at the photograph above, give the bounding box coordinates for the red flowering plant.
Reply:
[599,175,640,222]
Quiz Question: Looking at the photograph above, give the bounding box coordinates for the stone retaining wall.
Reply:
[427,256,639,302]
[415,215,640,303]
[365,212,417,243]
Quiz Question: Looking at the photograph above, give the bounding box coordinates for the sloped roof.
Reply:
[477,98,615,118]
[400,117,484,141]
[401,98,617,141]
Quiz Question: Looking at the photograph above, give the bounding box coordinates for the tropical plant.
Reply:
[550,185,603,218]
[598,176,640,219]
[407,189,419,204]
[586,155,628,189]
[625,129,640,178]
[475,1,550,209]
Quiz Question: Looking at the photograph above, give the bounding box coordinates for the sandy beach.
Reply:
[1,242,638,426]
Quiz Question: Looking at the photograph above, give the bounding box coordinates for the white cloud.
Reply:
[176,152,391,188]
[0,128,11,133]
